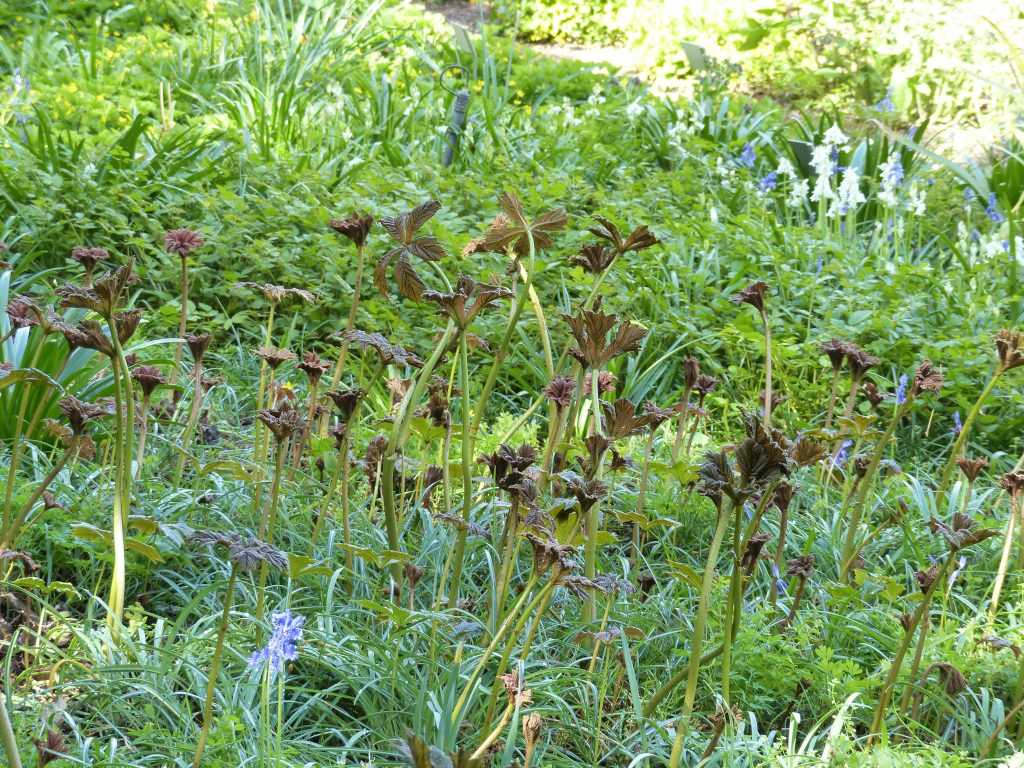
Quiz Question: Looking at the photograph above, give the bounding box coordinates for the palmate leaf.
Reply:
[376,200,446,301]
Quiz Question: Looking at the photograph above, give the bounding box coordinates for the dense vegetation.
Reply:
[1,1,1024,766]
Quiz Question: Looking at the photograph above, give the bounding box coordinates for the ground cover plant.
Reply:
[1,1,1024,766]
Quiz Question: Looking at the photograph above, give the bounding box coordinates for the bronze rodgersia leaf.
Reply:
[479,443,537,496]
[682,356,701,390]
[131,365,166,398]
[164,228,204,256]
[929,515,998,551]
[463,191,567,258]
[563,309,647,369]
[995,329,1024,373]
[326,387,364,421]
[57,262,136,318]
[1000,470,1024,496]
[845,344,880,379]
[910,360,943,396]
[819,339,850,372]
[58,395,111,435]
[343,329,423,368]
[256,346,297,370]
[570,243,616,274]
[238,282,316,305]
[731,281,769,314]
[71,245,109,272]
[861,381,884,408]
[543,375,576,408]
[786,553,815,579]
[741,532,770,571]
[329,212,374,247]
[601,398,651,439]
[560,471,608,513]
[257,404,305,443]
[376,200,446,301]
[297,351,331,384]
[185,333,212,363]
[588,215,659,256]
[422,274,513,328]
[924,662,967,696]
[642,401,677,428]
[956,456,987,483]
[189,529,288,572]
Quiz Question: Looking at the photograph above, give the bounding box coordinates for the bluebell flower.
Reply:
[952,411,962,436]
[815,254,824,275]
[874,89,896,113]
[963,188,975,203]
[986,193,1005,224]
[832,439,853,470]
[882,158,904,187]
[249,610,304,674]
[895,374,908,405]
[771,562,787,595]
[739,142,756,169]
[758,171,778,192]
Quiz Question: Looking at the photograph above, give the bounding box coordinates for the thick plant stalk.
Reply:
[935,368,1000,506]
[321,242,367,437]
[311,439,344,553]
[0,692,22,768]
[671,383,693,464]
[868,555,951,740]
[174,357,205,484]
[492,497,521,626]
[193,563,238,768]
[134,393,152,481]
[253,303,276,463]
[448,332,474,606]
[667,500,731,767]
[107,320,136,639]
[291,377,320,470]
[720,500,743,704]
[769,505,790,607]
[633,428,657,569]
[989,492,1020,623]
[898,607,932,713]
[170,255,188,391]
[256,439,287,621]
[381,325,455,586]
[824,368,841,429]
[449,572,542,729]
[583,367,605,626]
[539,403,568,493]
[839,399,908,581]
[761,308,773,429]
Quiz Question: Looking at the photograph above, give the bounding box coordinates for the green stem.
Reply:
[448,332,474,607]
[0,692,22,768]
[254,303,276,463]
[256,440,287,621]
[193,563,238,768]
[583,367,604,626]
[720,499,743,704]
[989,493,1019,624]
[174,359,204,484]
[667,500,731,767]
[170,255,188,391]
[381,324,456,586]
[868,555,952,740]
[321,243,366,437]
[935,368,1000,507]
[762,310,773,429]
[840,399,908,581]
[633,429,657,571]
[671,385,693,465]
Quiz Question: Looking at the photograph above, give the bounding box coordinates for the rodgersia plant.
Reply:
[55,261,140,636]
[163,229,204,392]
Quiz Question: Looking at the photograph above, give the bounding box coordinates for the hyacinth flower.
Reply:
[321,212,374,436]
[731,281,774,428]
[935,329,1024,506]
[163,229,204,392]
[188,530,288,768]
[130,365,166,480]
[55,261,139,637]
[250,609,305,767]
